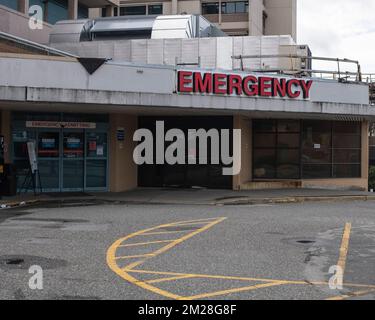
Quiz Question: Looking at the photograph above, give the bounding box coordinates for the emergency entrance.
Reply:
[11,113,109,192]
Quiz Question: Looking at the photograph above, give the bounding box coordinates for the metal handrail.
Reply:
[231,54,362,82]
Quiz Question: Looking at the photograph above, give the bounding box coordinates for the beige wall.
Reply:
[264,0,297,41]
[249,0,264,36]
[233,115,252,190]
[109,114,138,192]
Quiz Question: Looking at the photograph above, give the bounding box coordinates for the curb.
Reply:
[216,195,375,205]
[1,194,375,209]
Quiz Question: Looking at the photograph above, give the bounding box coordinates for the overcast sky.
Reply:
[297,0,375,75]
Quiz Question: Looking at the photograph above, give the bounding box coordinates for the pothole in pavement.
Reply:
[0,255,67,270]
[281,237,317,247]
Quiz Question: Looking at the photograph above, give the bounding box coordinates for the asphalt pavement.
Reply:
[0,199,375,300]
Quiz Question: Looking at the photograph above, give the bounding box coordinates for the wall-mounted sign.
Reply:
[117,127,125,141]
[26,121,96,129]
[177,71,313,99]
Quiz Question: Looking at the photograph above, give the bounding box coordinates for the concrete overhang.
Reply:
[1,86,375,121]
[79,0,119,8]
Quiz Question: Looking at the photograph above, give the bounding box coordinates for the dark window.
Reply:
[301,121,361,179]
[253,119,301,179]
[202,2,219,14]
[148,4,162,15]
[221,1,248,14]
[0,0,18,10]
[46,0,69,25]
[253,120,362,180]
[120,5,147,16]
[78,3,88,19]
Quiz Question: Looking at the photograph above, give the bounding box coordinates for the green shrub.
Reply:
[369,166,375,191]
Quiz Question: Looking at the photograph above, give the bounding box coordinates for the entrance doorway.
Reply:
[12,113,109,192]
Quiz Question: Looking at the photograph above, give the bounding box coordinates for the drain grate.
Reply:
[297,240,315,244]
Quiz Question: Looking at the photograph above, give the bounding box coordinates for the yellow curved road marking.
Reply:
[107,219,375,300]
[107,217,227,299]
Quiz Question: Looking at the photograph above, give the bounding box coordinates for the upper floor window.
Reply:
[221,1,248,14]
[202,2,219,14]
[202,1,249,15]
[120,5,147,16]
[0,0,18,11]
[148,4,162,15]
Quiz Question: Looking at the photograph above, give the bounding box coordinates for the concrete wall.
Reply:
[109,114,138,192]
[249,0,264,36]
[0,5,52,44]
[264,0,297,41]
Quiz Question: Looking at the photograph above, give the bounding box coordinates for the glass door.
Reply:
[85,132,108,190]
[62,130,84,191]
[37,130,60,191]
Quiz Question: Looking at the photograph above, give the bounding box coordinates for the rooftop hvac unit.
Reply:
[279,44,312,75]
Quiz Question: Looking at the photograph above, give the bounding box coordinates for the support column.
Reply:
[105,5,114,17]
[109,114,138,192]
[171,0,178,14]
[0,110,11,164]
[68,0,78,20]
[232,116,252,190]
[17,0,29,15]
[362,120,369,184]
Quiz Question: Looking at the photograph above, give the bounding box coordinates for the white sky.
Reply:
[297,0,375,75]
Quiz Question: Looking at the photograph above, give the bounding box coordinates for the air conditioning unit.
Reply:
[278,44,312,75]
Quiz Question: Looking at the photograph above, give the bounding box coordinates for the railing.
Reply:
[231,54,363,83]
[365,74,375,105]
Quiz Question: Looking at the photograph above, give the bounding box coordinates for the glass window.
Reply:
[221,1,248,14]
[253,149,276,179]
[86,132,107,158]
[302,164,332,179]
[301,121,361,179]
[202,2,219,14]
[120,5,146,15]
[333,164,361,178]
[39,160,59,189]
[78,3,88,19]
[63,132,84,158]
[63,160,84,189]
[86,160,107,188]
[278,133,300,148]
[253,133,276,148]
[148,4,162,15]
[38,132,59,158]
[0,0,18,10]
[253,120,300,180]
[46,0,68,25]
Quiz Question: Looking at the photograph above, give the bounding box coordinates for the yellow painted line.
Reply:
[119,240,176,247]
[130,269,375,289]
[168,217,223,225]
[337,222,352,279]
[326,288,375,300]
[107,217,226,300]
[141,230,189,236]
[146,275,194,284]
[182,281,287,300]
[115,253,155,260]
